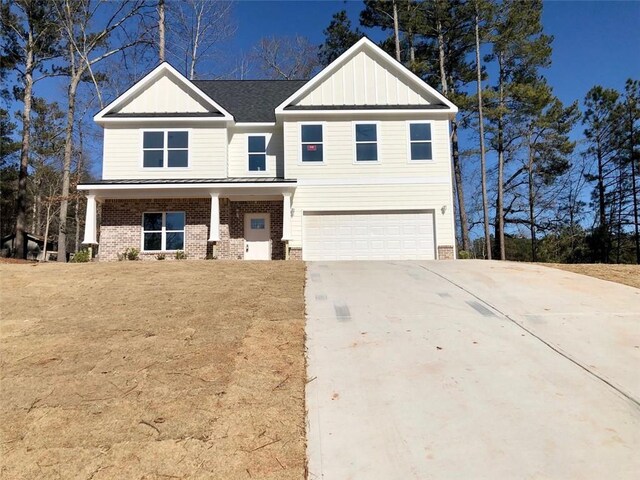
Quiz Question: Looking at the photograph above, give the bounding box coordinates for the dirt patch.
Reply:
[0,261,306,479]
[543,263,640,290]
[0,258,36,264]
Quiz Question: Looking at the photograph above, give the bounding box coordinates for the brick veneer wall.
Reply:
[437,245,455,260]
[289,248,303,260]
[99,198,285,261]
[99,198,210,261]
[218,200,285,260]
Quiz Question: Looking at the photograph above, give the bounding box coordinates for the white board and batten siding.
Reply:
[117,71,211,114]
[293,50,439,107]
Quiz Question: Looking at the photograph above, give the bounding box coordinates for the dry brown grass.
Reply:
[0,261,306,479]
[543,263,640,289]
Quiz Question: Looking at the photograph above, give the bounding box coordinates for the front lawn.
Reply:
[0,261,306,479]
[543,263,640,289]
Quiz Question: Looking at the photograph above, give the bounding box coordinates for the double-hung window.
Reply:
[301,124,323,162]
[143,130,189,168]
[354,123,378,162]
[142,212,185,251]
[248,135,267,171]
[408,123,433,161]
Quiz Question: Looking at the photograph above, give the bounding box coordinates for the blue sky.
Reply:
[227,0,639,105]
[10,0,639,188]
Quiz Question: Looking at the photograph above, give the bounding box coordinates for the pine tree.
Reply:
[583,86,621,263]
[319,10,363,66]
[485,0,552,260]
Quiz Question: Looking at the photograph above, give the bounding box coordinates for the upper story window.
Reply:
[142,211,185,251]
[408,122,433,161]
[301,124,323,162]
[354,123,378,162]
[143,130,189,168]
[248,135,267,171]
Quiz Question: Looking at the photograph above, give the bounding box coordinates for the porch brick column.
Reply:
[282,192,292,241]
[82,194,98,244]
[208,192,220,241]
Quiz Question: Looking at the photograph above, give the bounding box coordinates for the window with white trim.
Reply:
[248,135,267,171]
[301,124,323,162]
[143,131,189,168]
[142,212,185,251]
[354,123,378,162]
[408,123,433,161]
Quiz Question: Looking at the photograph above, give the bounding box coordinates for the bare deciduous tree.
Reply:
[54,0,150,261]
[165,0,235,80]
[252,35,319,80]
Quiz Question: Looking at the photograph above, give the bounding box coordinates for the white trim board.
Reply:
[296,177,450,186]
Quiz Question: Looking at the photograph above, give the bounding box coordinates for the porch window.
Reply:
[408,122,433,161]
[142,212,185,251]
[354,123,378,162]
[301,124,323,162]
[143,130,189,168]
[248,135,267,171]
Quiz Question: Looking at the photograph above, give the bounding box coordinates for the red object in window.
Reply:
[307,144,317,151]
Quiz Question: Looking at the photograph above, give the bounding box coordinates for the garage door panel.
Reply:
[303,211,435,261]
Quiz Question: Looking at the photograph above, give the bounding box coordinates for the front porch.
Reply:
[78,179,296,261]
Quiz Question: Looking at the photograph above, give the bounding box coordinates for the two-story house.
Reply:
[78,38,458,261]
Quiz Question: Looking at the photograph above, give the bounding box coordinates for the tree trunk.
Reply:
[596,141,608,262]
[13,42,34,259]
[57,68,81,262]
[392,0,401,62]
[42,202,51,262]
[434,9,467,251]
[436,18,448,95]
[158,0,165,62]
[496,54,506,260]
[474,1,491,259]
[74,127,84,253]
[527,139,536,262]
[628,99,639,264]
[451,122,470,251]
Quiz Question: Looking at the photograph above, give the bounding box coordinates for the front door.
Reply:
[244,213,271,260]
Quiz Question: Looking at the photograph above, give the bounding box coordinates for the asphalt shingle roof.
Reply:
[193,80,308,123]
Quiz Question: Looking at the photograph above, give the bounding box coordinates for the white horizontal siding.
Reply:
[227,126,284,178]
[289,183,455,250]
[284,116,451,180]
[295,51,436,107]
[118,73,210,114]
[102,124,227,180]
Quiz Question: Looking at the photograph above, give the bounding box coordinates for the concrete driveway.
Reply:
[305,261,640,479]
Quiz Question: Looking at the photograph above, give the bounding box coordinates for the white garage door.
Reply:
[303,211,435,261]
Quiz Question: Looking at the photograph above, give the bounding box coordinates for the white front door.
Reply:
[244,213,271,260]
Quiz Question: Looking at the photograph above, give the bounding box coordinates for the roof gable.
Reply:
[276,37,457,113]
[94,63,233,122]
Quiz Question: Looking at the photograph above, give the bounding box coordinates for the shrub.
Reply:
[118,247,140,261]
[458,250,471,259]
[156,253,166,260]
[175,250,187,260]
[71,249,91,263]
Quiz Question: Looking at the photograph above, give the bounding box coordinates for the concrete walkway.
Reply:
[305,261,640,479]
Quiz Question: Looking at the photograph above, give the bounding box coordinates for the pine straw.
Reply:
[542,263,640,290]
[0,261,306,479]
